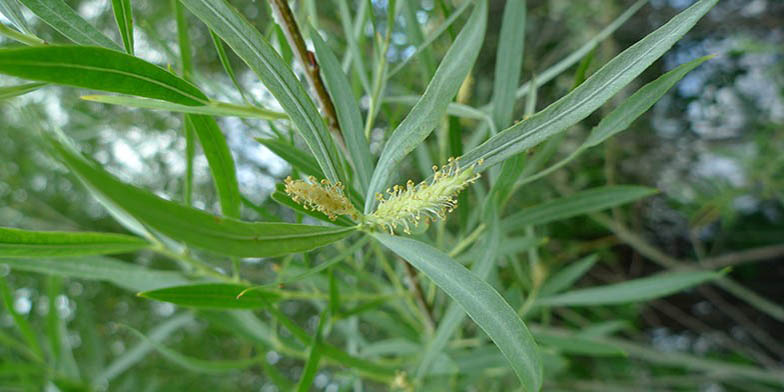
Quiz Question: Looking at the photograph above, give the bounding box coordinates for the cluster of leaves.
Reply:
[1,0,782,391]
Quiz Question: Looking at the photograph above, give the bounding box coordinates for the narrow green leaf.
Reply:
[180,0,344,185]
[0,226,149,257]
[375,233,542,391]
[123,323,259,373]
[295,309,328,392]
[0,46,208,106]
[364,0,487,213]
[539,254,598,297]
[311,29,374,195]
[48,133,356,258]
[537,270,723,307]
[532,329,625,357]
[19,0,121,49]
[0,0,33,35]
[503,186,657,232]
[81,94,286,120]
[584,55,713,148]
[139,284,280,309]
[461,0,718,170]
[185,114,241,218]
[0,82,45,100]
[111,0,134,54]
[491,0,526,129]
[0,256,189,292]
[209,29,249,102]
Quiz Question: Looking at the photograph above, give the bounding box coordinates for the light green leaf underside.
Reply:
[19,0,120,49]
[48,133,355,258]
[375,233,542,391]
[0,226,149,257]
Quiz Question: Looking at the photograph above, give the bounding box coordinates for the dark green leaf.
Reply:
[48,132,356,258]
[110,0,134,54]
[0,45,208,106]
[138,284,280,309]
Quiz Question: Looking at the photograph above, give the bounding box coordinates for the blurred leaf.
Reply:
[537,270,724,307]
[139,284,280,309]
[0,46,208,105]
[81,94,286,119]
[295,309,328,392]
[209,29,249,102]
[533,329,625,357]
[461,0,718,170]
[18,0,121,49]
[0,256,189,291]
[110,0,134,54]
[364,0,487,213]
[311,29,373,195]
[503,186,657,231]
[0,226,149,257]
[0,0,32,35]
[0,278,43,360]
[181,0,345,185]
[0,82,45,100]
[539,254,599,297]
[123,323,259,373]
[185,114,241,219]
[48,133,356,258]
[491,0,526,129]
[375,233,542,391]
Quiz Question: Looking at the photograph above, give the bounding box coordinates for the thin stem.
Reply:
[402,259,435,333]
[269,0,342,138]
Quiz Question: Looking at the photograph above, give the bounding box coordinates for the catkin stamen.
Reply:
[366,157,481,234]
[284,176,359,221]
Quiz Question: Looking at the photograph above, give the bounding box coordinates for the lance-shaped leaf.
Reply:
[0,82,45,100]
[138,284,280,309]
[374,233,542,391]
[364,0,487,213]
[0,227,149,257]
[19,0,121,49]
[460,0,718,170]
[503,186,657,232]
[0,45,208,106]
[110,0,134,54]
[47,133,355,258]
[537,269,724,307]
[180,0,344,185]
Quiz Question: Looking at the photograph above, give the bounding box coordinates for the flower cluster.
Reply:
[365,157,481,234]
[283,176,359,221]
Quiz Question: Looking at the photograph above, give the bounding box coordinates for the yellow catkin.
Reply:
[366,157,481,234]
[283,176,359,221]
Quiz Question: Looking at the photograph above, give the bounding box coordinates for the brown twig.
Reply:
[268,0,342,139]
